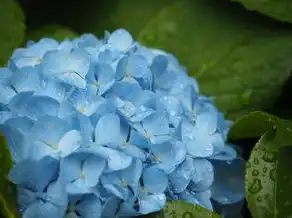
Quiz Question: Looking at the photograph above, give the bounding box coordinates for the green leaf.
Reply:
[232,0,292,24]
[136,0,292,120]
[59,0,292,120]
[142,200,221,218]
[228,111,277,140]
[0,0,25,65]
[276,147,292,218]
[228,111,292,149]
[245,129,292,218]
[26,25,77,42]
[0,135,18,218]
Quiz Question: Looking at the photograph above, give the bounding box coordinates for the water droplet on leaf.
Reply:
[248,178,263,194]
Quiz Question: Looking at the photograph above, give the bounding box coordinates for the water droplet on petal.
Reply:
[263,151,277,163]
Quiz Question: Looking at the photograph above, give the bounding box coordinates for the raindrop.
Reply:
[263,151,277,163]
[246,162,251,168]
[253,157,259,165]
[269,168,276,182]
[248,178,263,194]
[252,169,259,176]
[257,196,262,202]
[263,167,267,173]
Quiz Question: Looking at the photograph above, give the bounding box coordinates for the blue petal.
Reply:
[58,130,81,157]
[186,133,214,158]
[10,67,40,92]
[1,126,31,163]
[60,154,82,184]
[0,67,12,83]
[189,158,214,191]
[121,159,143,190]
[139,193,166,215]
[46,179,68,207]
[76,195,102,218]
[4,117,34,134]
[29,116,70,147]
[42,50,90,89]
[8,156,58,192]
[128,55,150,78]
[212,143,237,161]
[210,158,245,204]
[89,146,132,171]
[94,113,120,145]
[178,189,213,211]
[150,141,186,173]
[69,88,105,116]
[101,196,121,218]
[23,201,65,218]
[101,174,131,200]
[66,179,90,194]
[0,85,17,104]
[142,167,168,194]
[142,111,170,144]
[69,114,94,143]
[195,112,218,135]
[150,55,168,77]
[108,29,133,52]
[169,156,194,193]
[93,63,115,95]
[82,155,106,187]
[35,79,68,102]
[109,79,142,102]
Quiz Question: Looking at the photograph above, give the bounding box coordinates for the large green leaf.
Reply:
[245,129,292,218]
[228,111,292,149]
[0,0,25,65]
[66,0,292,120]
[232,0,292,24]
[0,135,18,218]
[26,25,77,42]
[142,200,221,218]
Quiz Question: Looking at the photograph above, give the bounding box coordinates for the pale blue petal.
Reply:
[108,29,133,52]
[211,158,245,205]
[190,158,214,192]
[10,67,40,92]
[35,79,68,102]
[46,179,68,207]
[212,144,237,161]
[139,193,166,215]
[1,126,31,163]
[4,117,34,134]
[122,159,143,189]
[169,156,194,193]
[195,112,218,135]
[29,140,55,160]
[186,135,214,158]
[95,113,120,145]
[23,201,65,218]
[179,189,213,211]
[142,111,169,137]
[66,178,91,194]
[101,196,121,218]
[150,141,186,174]
[0,85,17,104]
[89,146,132,171]
[76,195,102,218]
[8,157,58,192]
[109,79,142,102]
[150,55,168,77]
[58,130,81,157]
[42,50,90,89]
[128,55,149,78]
[129,129,150,149]
[94,63,115,95]
[101,174,130,200]
[69,88,105,116]
[60,155,82,184]
[83,155,106,187]
[142,167,168,194]
[119,143,146,161]
[29,115,70,146]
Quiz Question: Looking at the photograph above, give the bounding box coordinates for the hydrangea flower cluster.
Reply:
[0,29,245,218]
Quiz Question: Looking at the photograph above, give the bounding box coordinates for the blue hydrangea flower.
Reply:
[0,29,245,218]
